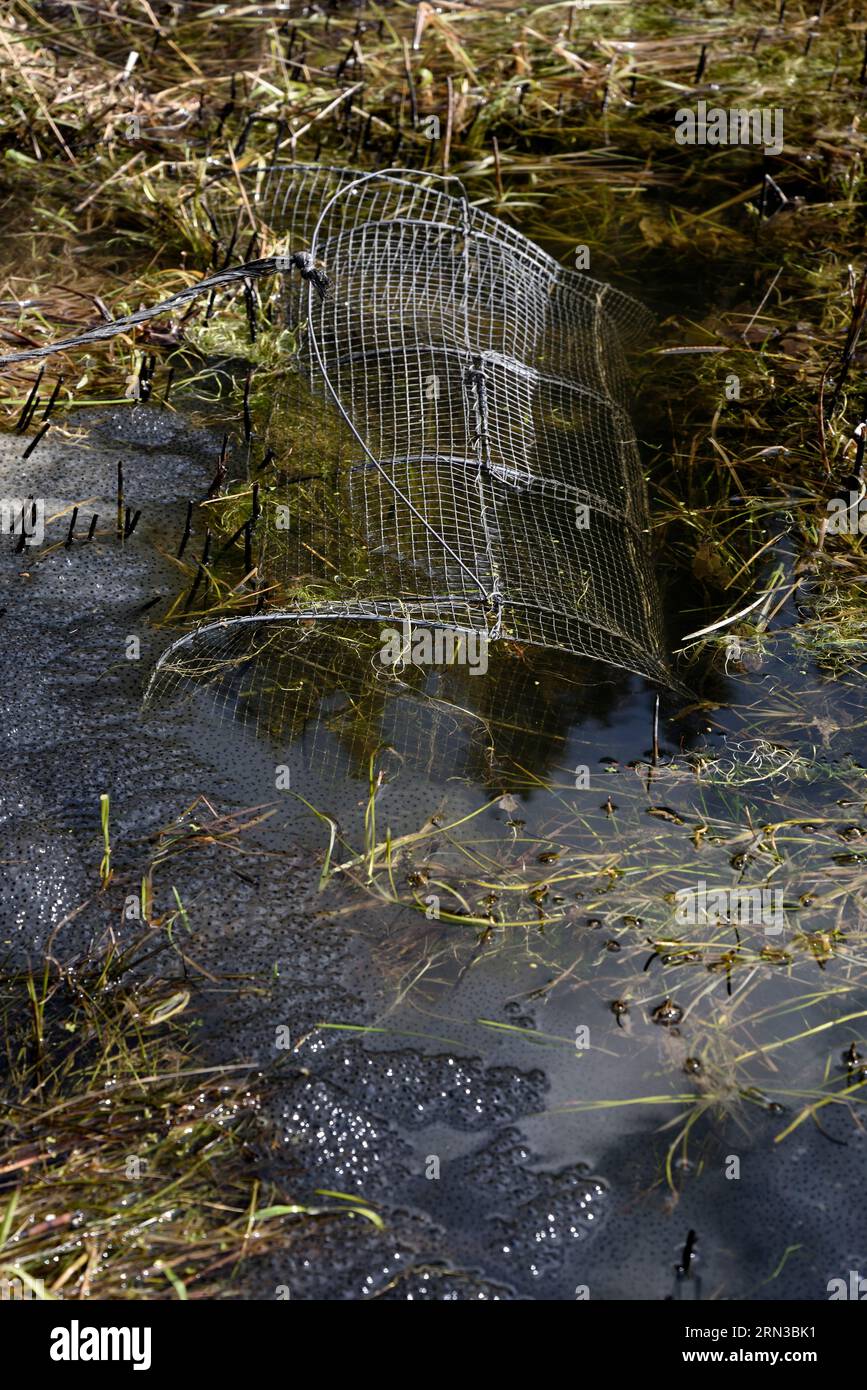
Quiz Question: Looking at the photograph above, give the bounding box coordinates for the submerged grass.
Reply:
[306,726,867,1190]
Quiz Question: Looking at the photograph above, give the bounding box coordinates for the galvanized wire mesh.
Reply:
[153,163,672,709]
[151,616,639,798]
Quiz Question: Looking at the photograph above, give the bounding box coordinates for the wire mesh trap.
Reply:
[0,162,674,736]
[146,163,672,724]
[152,619,646,802]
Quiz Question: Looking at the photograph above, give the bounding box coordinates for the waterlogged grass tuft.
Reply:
[0,886,376,1299]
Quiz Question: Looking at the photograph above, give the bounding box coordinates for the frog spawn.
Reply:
[493,1174,607,1282]
[334,1047,549,1130]
[279,1049,549,1195]
[458,1129,609,1284]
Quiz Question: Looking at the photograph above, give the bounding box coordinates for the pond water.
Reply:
[3,389,866,1300]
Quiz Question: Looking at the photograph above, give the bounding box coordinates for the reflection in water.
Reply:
[148,618,636,791]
